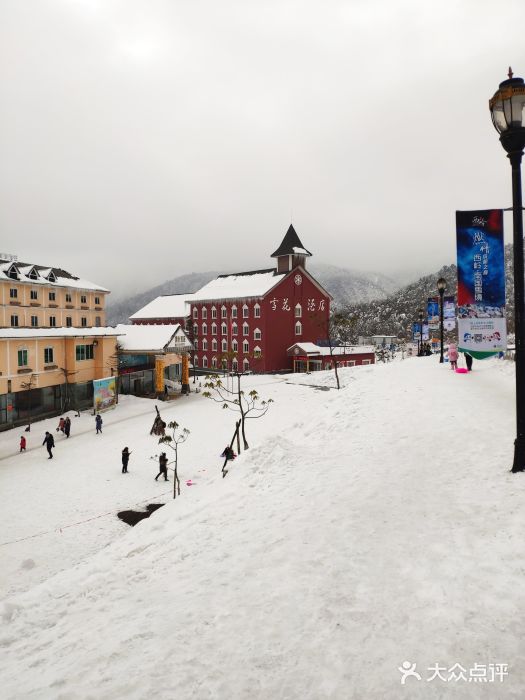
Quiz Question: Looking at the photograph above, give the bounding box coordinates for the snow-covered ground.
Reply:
[1,357,524,699]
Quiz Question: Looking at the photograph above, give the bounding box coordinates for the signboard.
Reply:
[443,295,456,331]
[456,209,507,358]
[93,376,117,412]
[412,323,421,341]
[427,297,439,330]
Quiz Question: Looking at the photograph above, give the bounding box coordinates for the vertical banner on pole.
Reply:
[443,296,456,331]
[456,209,507,358]
[427,298,439,330]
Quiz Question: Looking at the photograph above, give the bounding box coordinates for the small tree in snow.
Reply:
[20,373,37,431]
[314,308,357,390]
[158,420,190,499]
[202,374,273,450]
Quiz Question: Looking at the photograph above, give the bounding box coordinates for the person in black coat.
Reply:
[95,413,103,434]
[122,447,131,473]
[155,452,169,481]
[42,431,55,459]
[64,417,71,438]
[465,353,474,371]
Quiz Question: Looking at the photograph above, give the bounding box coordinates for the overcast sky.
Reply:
[1,0,524,298]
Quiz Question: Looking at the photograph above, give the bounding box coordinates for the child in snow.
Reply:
[155,452,169,481]
[448,343,458,370]
[20,435,26,452]
[122,447,131,473]
[95,413,103,434]
[56,417,65,433]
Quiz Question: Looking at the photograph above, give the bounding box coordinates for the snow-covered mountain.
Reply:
[106,264,401,325]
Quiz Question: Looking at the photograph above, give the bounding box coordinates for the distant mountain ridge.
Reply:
[106,264,402,325]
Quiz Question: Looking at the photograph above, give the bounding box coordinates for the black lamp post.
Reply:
[437,277,446,363]
[418,309,424,356]
[490,68,525,472]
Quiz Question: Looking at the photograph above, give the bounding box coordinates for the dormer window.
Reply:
[46,271,57,283]
[7,265,19,280]
[28,267,39,280]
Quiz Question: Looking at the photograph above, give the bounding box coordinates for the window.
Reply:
[66,317,72,327]
[18,349,28,366]
[31,315,38,327]
[44,347,54,364]
[243,323,249,336]
[211,306,217,319]
[202,356,208,368]
[8,266,18,280]
[10,315,19,327]
[202,323,207,335]
[232,359,238,372]
[212,356,217,369]
[76,344,94,361]
[221,323,227,335]
[193,308,198,319]
[295,304,302,318]
[95,316,101,327]
[232,323,238,336]
[211,323,217,336]
[81,317,87,327]
[212,338,217,352]
[28,268,38,280]
[242,305,249,318]
[49,316,57,327]
[362,359,371,365]
[232,339,238,352]
[347,360,356,367]
[202,307,207,319]
[194,355,199,367]
[243,340,249,353]
[221,339,227,352]
[253,346,262,358]
[231,305,237,318]
[202,339,208,351]
[254,328,261,340]
[94,296,100,305]
[30,290,38,300]
[9,288,17,298]
[193,324,198,336]
[80,295,87,304]
[254,303,261,318]
[49,292,56,301]
[243,358,250,371]
[295,321,302,336]
[194,339,199,350]
[66,293,72,303]
[221,358,227,369]
[221,306,227,319]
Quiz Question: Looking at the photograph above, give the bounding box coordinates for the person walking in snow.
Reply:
[20,435,26,452]
[42,431,55,459]
[95,413,103,434]
[56,417,65,433]
[465,352,473,371]
[448,343,458,370]
[64,416,71,438]
[122,447,131,473]
[155,452,169,481]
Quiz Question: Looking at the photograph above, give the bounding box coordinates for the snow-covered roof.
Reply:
[0,258,109,292]
[287,342,375,357]
[0,327,121,339]
[191,269,285,302]
[129,294,194,320]
[115,324,191,353]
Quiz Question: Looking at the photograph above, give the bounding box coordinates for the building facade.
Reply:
[287,342,375,372]
[0,258,109,329]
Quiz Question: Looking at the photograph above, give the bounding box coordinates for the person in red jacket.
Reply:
[20,435,26,452]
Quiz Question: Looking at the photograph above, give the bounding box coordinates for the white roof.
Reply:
[191,270,285,302]
[0,327,121,339]
[129,294,194,320]
[114,324,191,352]
[0,260,108,292]
[288,342,375,357]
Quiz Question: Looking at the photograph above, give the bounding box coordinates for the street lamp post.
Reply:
[490,68,525,472]
[418,309,424,356]
[437,277,447,363]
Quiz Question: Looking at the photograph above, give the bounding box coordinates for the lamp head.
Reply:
[489,68,525,153]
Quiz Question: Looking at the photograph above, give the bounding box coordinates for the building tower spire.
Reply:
[271,224,312,273]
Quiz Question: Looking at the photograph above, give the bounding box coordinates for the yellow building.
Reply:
[0,257,108,329]
[0,326,120,430]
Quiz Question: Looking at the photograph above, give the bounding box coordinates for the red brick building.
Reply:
[189,226,332,373]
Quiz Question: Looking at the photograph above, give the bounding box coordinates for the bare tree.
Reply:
[202,373,273,450]
[158,420,190,499]
[316,308,357,390]
[59,367,79,416]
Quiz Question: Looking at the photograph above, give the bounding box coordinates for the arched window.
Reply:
[253,345,262,358]
[253,328,261,340]
[221,305,227,319]
[194,355,199,367]
[232,322,238,335]
[295,321,302,336]
[231,305,237,318]
[243,322,249,336]
[243,340,249,353]
[254,303,261,318]
[221,339,227,352]
[212,338,217,351]
[202,307,207,319]
[202,323,207,335]
[243,358,250,371]
[211,323,217,335]
[242,304,249,318]
[193,307,198,319]
[193,324,198,336]
[211,306,217,319]
[232,339,238,352]
[212,356,217,368]
[221,323,227,335]
[202,356,208,368]
[194,339,199,350]
[221,358,228,369]
[295,303,302,318]
[232,358,238,372]
[202,338,208,351]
